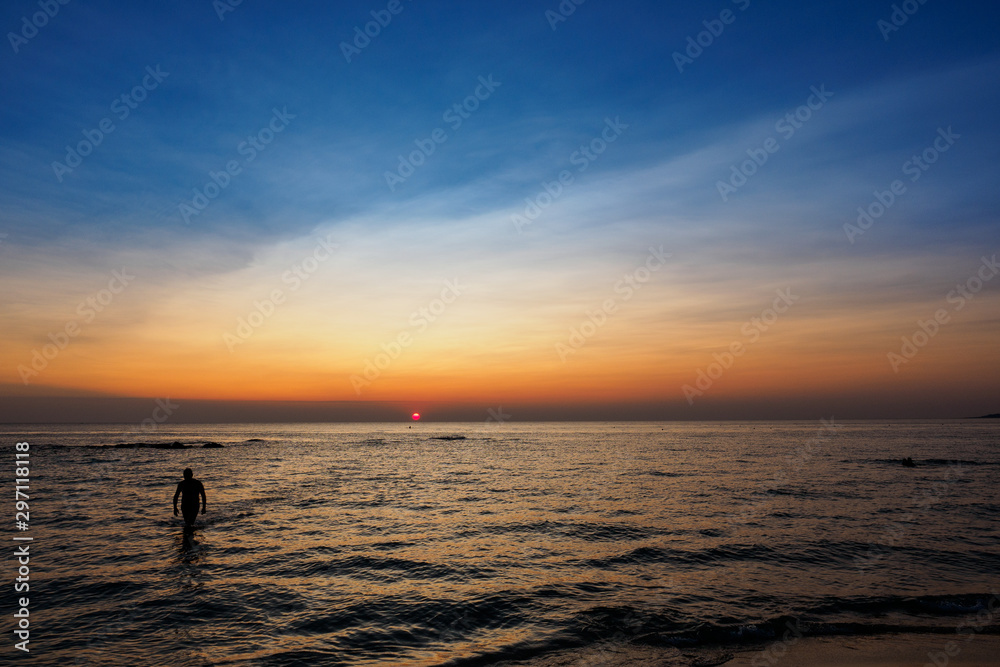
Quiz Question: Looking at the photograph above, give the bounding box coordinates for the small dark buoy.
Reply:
[901,457,916,468]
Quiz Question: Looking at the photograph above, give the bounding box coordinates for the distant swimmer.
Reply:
[901,457,916,468]
[173,468,207,526]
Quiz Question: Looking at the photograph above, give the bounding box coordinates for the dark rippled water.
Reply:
[6,421,1000,665]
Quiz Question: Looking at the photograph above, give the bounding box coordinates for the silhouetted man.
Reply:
[173,468,207,527]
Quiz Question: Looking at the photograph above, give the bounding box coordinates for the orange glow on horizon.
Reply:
[3,250,998,414]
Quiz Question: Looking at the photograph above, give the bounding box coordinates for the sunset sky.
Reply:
[1,0,998,420]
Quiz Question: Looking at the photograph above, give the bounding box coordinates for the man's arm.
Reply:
[199,481,207,514]
[173,483,181,515]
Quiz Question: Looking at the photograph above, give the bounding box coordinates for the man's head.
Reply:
[183,468,193,480]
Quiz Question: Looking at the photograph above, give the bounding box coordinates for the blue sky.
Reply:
[1,0,999,417]
[3,0,996,244]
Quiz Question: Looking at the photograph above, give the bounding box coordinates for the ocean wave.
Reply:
[840,457,992,467]
[17,422,1000,666]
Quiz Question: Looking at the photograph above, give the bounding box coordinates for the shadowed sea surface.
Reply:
[6,420,1000,665]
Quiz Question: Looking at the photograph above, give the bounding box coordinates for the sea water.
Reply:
[4,420,999,665]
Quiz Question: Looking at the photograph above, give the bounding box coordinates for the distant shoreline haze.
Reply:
[0,395,996,423]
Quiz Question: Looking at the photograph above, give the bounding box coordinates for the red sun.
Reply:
[411,413,421,421]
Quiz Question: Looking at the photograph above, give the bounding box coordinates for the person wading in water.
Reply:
[173,468,207,527]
